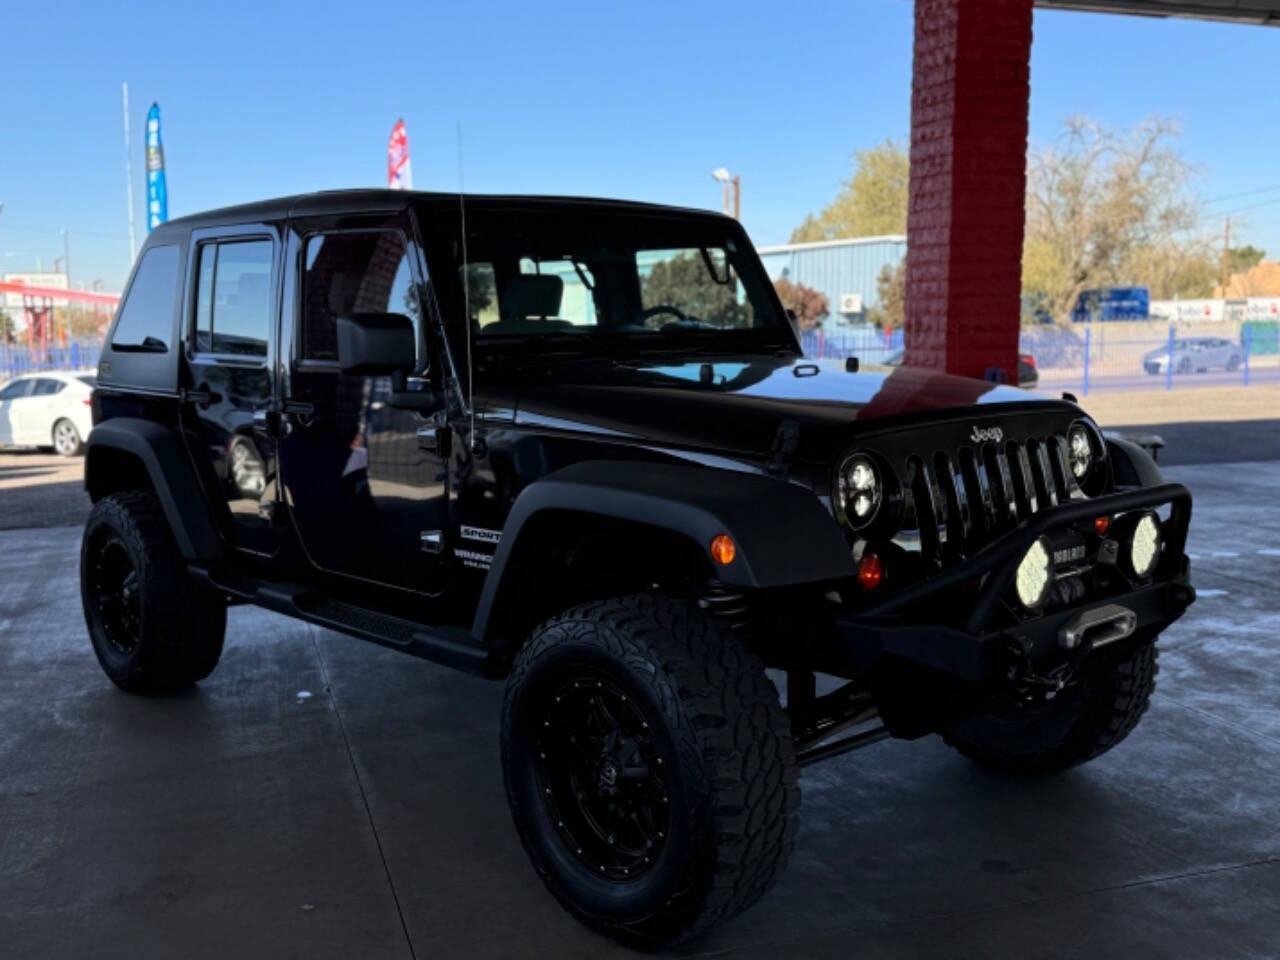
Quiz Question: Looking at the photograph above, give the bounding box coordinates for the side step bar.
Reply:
[189,565,505,679]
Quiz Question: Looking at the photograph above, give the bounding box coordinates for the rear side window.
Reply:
[31,379,65,396]
[0,379,33,400]
[111,244,179,352]
[193,239,273,357]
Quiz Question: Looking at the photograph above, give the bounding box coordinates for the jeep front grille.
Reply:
[905,435,1079,565]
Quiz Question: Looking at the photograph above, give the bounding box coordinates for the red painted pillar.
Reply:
[904,0,1032,382]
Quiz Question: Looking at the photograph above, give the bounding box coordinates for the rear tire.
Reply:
[942,637,1158,775]
[81,491,226,694]
[501,594,800,948]
[52,418,83,457]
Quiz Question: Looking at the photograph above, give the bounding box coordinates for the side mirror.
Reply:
[336,313,415,376]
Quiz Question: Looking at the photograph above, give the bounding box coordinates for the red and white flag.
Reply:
[388,119,413,190]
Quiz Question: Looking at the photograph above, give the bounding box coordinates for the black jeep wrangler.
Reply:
[81,190,1194,948]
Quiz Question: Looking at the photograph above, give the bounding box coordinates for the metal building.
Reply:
[755,236,906,329]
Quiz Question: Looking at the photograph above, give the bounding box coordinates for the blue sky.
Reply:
[2,0,1278,293]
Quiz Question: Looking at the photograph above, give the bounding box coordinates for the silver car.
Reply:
[1143,336,1243,375]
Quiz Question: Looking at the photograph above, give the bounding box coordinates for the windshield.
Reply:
[425,208,792,357]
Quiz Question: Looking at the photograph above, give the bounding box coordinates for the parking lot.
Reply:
[2,434,1279,958]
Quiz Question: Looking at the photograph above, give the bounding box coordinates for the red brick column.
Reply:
[904,0,1033,382]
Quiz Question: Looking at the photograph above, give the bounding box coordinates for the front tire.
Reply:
[501,595,799,948]
[52,418,83,456]
[942,637,1158,775]
[81,491,227,694]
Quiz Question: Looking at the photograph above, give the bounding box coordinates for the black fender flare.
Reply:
[1105,435,1164,489]
[85,418,223,560]
[471,460,855,642]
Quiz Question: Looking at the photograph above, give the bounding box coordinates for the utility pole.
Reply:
[711,167,741,221]
[123,82,138,261]
[61,229,71,287]
[1220,216,1231,293]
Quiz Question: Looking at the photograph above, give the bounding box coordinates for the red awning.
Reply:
[0,281,120,306]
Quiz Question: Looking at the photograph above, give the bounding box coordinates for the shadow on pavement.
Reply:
[1107,419,1280,466]
[0,479,90,530]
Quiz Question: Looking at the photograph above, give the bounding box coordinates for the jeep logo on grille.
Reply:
[969,425,1004,444]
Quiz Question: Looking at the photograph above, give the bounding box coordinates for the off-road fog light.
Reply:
[1068,423,1093,479]
[1130,513,1161,578]
[838,453,881,528]
[1015,538,1051,609]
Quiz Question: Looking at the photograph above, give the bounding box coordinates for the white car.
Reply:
[0,372,96,456]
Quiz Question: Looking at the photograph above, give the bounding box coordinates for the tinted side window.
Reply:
[301,232,416,365]
[111,244,179,351]
[0,379,33,400]
[32,379,65,396]
[193,239,273,358]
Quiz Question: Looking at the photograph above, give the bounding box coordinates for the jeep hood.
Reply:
[508,356,1075,462]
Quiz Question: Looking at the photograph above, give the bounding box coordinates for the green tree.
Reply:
[640,254,747,328]
[1229,245,1266,274]
[772,278,828,329]
[791,139,909,243]
[865,260,906,333]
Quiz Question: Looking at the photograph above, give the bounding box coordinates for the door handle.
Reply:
[181,385,221,407]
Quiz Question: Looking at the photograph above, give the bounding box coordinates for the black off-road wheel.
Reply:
[501,595,800,949]
[943,636,1158,775]
[81,491,227,694]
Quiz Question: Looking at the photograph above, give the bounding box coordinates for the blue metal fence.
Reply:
[1020,324,1279,395]
[1,339,102,380]
[798,323,1276,395]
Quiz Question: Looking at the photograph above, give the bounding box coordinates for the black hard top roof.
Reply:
[155,188,729,236]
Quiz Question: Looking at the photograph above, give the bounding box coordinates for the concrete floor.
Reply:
[2,460,1279,958]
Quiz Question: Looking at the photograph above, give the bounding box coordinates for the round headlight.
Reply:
[838,453,882,528]
[1068,423,1093,480]
[1130,513,1161,578]
[1015,538,1051,610]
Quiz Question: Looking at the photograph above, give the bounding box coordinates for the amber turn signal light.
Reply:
[710,534,736,565]
[857,552,884,591]
[1094,516,1111,536]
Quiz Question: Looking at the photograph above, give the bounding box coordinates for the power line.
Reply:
[1203,183,1280,206]
[1215,195,1280,219]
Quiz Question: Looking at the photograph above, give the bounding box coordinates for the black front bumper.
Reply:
[831,483,1195,685]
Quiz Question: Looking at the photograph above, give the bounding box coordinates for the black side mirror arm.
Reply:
[389,372,442,411]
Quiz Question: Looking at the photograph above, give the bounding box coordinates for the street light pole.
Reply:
[123,82,138,260]
[710,167,740,220]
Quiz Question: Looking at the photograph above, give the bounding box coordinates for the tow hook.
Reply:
[1003,636,1074,699]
